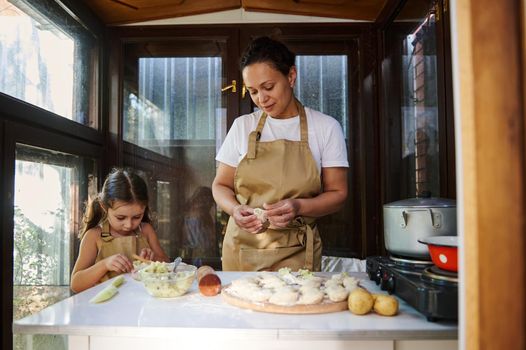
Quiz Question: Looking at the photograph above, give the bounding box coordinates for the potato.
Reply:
[347,288,374,315]
[373,294,399,316]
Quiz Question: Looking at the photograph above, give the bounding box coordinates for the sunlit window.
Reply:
[295,55,348,135]
[13,144,96,350]
[123,50,226,267]
[0,0,98,126]
[124,57,223,155]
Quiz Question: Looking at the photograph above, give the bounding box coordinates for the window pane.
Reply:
[400,13,440,197]
[13,144,96,349]
[124,57,223,153]
[295,55,348,135]
[0,0,98,127]
[123,42,227,269]
[156,180,172,255]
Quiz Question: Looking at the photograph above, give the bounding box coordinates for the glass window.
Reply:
[124,57,222,151]
[13,144,96,350]
[400,12,440,197]
[295,55,348,135]
[156,180,172,256]
[0,0,99,127]
[123,39,228,268]
[124,57,223,153]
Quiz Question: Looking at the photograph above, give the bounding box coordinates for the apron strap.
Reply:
[101,221,113,242]
[293,217,315,270]
[246,112,268,159]
[304,224,314,270]
[247,99,307,159]
[295,98,309,144]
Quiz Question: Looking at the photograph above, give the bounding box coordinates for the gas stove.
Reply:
[366,255,458,322]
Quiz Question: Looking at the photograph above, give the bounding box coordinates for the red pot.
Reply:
[418,236,458,272]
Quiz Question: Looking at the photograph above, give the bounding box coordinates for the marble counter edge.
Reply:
[13,323,457,341]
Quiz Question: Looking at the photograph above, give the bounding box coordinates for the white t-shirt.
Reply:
[216,107,349,173]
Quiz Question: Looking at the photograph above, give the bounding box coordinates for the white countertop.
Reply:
[13,272,457,341]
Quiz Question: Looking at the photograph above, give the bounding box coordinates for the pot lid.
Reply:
[383,197,456,208]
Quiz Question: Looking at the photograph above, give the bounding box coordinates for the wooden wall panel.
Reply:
[453,1,526,349]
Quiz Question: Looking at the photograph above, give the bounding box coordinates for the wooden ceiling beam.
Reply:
[241,0,388,21]
[83,0,391,24]
[84,0,241,25]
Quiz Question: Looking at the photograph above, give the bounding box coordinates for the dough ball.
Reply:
[373,294,399,316]
[253,208,268,223]
[347,288,374,315]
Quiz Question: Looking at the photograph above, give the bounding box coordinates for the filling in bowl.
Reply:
[142,265,197,298]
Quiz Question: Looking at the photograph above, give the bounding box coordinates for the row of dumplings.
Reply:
[227,272,360,306]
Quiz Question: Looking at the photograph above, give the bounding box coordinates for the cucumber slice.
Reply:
[90,285,118,303]
[112,275,125,288]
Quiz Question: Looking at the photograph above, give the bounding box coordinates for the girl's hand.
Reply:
[139,247,155,261]
[104,254,133,273]
[233,204,264,234]
[264,199,300,228]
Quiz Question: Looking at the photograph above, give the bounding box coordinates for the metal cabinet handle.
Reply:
[221,80,237,93]
[242,83,247,98]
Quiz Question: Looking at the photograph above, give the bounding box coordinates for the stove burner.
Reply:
[389,254,434,267]
[366,256,458,322]
[422,266,458,285]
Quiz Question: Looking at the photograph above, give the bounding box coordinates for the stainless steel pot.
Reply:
[383,197,457,259]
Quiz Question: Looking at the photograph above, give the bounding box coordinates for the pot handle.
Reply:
[400,209,441,228]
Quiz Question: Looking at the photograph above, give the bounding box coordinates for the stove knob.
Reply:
[380,271,389,290]
[374,269,382,285]
[385,275,395,294]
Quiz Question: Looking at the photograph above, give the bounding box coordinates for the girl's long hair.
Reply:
[79,168,151,239]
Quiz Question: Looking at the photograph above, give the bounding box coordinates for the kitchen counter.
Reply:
[13,272,458,350]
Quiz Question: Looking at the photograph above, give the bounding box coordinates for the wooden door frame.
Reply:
[451,1,526,349]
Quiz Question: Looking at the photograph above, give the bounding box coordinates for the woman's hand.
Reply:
[233,204,264,233]
[139,247,155,261]
[104,254,133,273]
[264,199,300,228]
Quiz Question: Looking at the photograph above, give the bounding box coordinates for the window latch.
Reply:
[221,80,237,93]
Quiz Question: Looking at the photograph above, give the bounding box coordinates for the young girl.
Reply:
[71,168,169,293]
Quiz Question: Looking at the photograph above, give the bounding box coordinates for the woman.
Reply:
[212,36,348,271]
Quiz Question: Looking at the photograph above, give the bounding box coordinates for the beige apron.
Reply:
[95,221,150,282]
[222,99,322,271]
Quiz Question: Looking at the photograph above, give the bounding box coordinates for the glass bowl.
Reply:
[141,264,197,298]
[132,261,176,281]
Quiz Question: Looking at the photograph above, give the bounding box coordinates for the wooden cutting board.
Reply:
[222,286,348,314]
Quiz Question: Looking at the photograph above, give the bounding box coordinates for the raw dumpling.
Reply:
[342,276,359,292]
[325,285,349,302]
[259,273,286,289]
[324,278,343,288]
[297,287,325,305]
[269,286,298,306]
[248,288,273,303]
